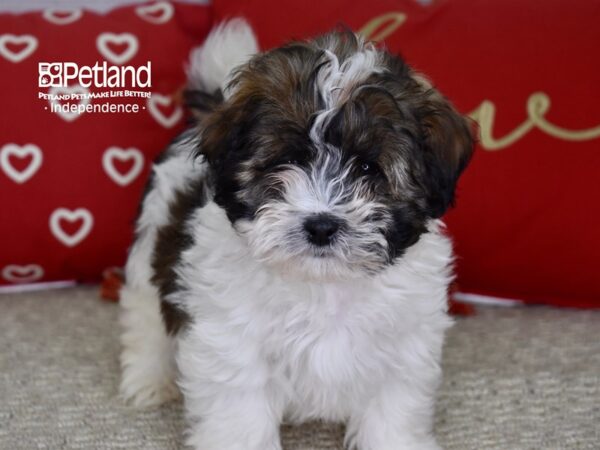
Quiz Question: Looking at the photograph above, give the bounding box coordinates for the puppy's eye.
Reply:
[286,159,299,165]
[358,160,380,175]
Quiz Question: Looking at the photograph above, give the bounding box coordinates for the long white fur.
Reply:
[121,20,453,450]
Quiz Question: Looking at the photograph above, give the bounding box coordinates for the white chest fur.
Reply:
[172,202,453,422]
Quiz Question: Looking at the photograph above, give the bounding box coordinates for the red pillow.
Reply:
[212,0,600,308]
[0,1,211,289]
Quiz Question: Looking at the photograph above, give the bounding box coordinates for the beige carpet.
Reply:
[0,287,598,449]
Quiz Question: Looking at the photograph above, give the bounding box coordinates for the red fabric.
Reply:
[213,0,600,307]
[100,267,124,302]
[0,1,211,287]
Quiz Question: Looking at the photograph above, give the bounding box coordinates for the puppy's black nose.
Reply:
[303,214,340,246]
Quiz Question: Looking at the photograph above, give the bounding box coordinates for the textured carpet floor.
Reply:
[0,287,598,450]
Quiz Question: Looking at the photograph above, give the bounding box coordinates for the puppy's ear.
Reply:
[194,90,261,222]
[184,88,224,125]
[195,93,252,168]
[417,85,475,218]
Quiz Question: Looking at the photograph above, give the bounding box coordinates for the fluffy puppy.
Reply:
[120,19,474,450]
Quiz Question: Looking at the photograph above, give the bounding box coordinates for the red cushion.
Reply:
[0,1,211,288]
[213,0,600,307]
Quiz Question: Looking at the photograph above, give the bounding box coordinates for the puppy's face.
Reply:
[200,32,474,281]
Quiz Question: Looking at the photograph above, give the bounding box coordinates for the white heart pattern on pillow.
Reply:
[147,93,183,128]
[42,9,83,25]
[49,208,94,247]
[102,147,145,186]
[0,34,38,63]
[48,85,91,122]
[96,32,139,65]
[2,264,44,283]
[135,2,174,24]
[0,143,43,184]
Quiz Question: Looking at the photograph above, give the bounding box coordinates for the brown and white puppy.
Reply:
[120,19,473,450]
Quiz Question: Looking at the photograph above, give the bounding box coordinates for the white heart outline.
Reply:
[42,8,83,25]
[0,143,43,184]
[49,208,94,247]
[2,264,44,283]
[102,147,144,186]
[135,2,174,24]
[48,85,90,122]
[96,32,139,65]
[147,93,183,128]
[0,34,38,63]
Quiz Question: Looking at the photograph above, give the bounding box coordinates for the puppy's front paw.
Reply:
[347,412,443,450]
[186,422,282,450]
